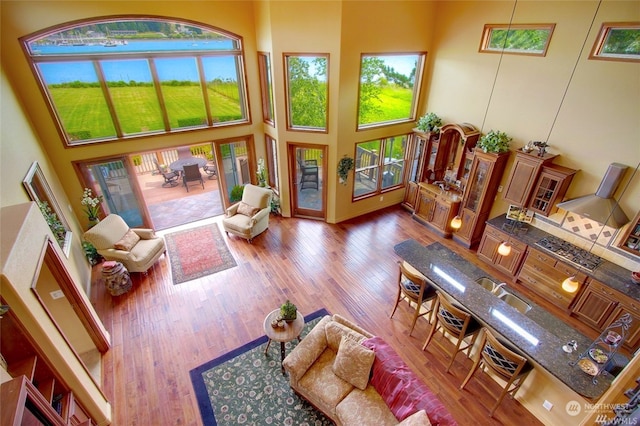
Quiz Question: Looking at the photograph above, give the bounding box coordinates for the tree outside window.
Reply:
[590,23,640,62]
[479,24,555,56]
[284,54,328,132]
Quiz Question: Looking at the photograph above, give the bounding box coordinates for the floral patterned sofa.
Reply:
[282,314,458,426]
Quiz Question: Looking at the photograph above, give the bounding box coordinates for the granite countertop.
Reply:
[394,239,613,400]
[486,215,639,300]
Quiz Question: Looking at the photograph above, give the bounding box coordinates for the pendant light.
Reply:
[561,276,580,293]
[450,215,462,230]
[497,241,512,256]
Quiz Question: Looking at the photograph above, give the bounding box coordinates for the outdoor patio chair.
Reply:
[298,159,319,190]
[182,163,205,192]
[203,163,218,180]
[154,160,180,187]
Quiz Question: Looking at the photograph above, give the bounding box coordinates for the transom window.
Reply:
[353,134,409,199]
[590,22,640,62]
[479,24,555,56]
[22,17,249,146]
[357,53,425,130]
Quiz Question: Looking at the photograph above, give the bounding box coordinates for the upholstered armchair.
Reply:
[222,184,272,243]
[83,214,166,273]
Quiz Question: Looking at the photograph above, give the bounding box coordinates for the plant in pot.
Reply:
[280,300,297,322]
[416,112,443,134]
[477,130,512,154]
[337,156,354,185]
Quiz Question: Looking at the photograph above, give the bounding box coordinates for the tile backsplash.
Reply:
[532,211,640,272]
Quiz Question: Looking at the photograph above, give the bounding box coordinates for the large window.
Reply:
[590,22,640,63]
[284,54,329,132]
[22,18,249,145]
[353,134,409,199]
[357,53,425,130]
[479,24,555,56]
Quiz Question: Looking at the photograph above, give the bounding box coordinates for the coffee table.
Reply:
[263,309,305,373]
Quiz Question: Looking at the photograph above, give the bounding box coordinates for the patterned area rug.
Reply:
[190,308,332,426]
[165,224,236,285]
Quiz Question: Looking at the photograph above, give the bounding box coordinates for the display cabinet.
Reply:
[502,150,558,207]
[527,164,577,216]
[452,149,509,248]
[438,123,480,187]
[413,183,461,237]
[412,129,449,183]
[618,211,640,256]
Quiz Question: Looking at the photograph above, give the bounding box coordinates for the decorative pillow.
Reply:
[332,335,375,390]
[113,229,140,251]
[398,410,432,426]
[325,321,364,351]
[236,202,260,217]
[362,336,457,426]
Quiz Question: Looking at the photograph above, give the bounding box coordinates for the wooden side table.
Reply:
[102,261,132,296]
[263,309,305,374]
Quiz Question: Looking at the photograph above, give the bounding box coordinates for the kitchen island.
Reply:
[394,239,613,400]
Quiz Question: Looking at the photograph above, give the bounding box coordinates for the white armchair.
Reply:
[83,214,166,273]
[222,184,272,243]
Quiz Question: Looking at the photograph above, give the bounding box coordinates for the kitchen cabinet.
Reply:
[413,183,461,237]
[618,211,640,256]
[477,224,527,276]
[0,310,95,425]
[571,278,640,351]
[517,246,587,310]
[502,150,557,207]
[402,181,420,212]
[452,149,509,248]
[527,164,577,216]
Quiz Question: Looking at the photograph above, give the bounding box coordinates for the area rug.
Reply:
[190,308,332,426]
[165,224,236,285]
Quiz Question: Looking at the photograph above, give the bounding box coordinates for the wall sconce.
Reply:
[561,276,580,293]
[450,215,462,230]
[497,241,512,256]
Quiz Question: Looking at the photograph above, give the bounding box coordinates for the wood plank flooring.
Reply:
[93,206,548,426]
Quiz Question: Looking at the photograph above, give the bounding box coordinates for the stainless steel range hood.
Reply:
[556,163,630,228]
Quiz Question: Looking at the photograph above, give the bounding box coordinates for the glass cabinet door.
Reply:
[464,158,489,212]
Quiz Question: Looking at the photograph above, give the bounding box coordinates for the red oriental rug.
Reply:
[165,224,236,285]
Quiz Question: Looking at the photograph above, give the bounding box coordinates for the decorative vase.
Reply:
[88,217,100,229]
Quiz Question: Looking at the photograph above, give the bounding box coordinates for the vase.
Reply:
[88,217,100,229]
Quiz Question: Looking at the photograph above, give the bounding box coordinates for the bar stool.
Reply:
[422,291,481,372]
[460,328,532,417]
[390,261,437,335]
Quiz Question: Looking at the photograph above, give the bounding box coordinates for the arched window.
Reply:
[22,17,249,146]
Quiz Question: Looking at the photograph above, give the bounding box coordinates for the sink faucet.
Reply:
[492,283,507,294]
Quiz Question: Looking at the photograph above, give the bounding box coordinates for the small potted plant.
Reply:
[280,300,297,322]
[416,112,443,134]
[477,130,512,153]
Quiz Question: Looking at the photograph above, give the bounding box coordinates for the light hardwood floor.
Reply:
[92,206,548,426]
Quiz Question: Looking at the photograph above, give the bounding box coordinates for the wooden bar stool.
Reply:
[390,261,437,335]
[422,291,481,372]
[460,328,532,416]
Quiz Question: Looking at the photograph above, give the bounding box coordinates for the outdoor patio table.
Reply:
[169,157,207,172]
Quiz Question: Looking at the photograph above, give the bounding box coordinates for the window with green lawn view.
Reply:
[353,134,409,199]
[357,53,425,129]
[284,54,328,132]
[22,18,249,145]
[480,24,555,56]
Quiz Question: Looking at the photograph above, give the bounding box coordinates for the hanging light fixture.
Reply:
[450,215,462,230]
[561,275,580,293]
[497,241,512,256]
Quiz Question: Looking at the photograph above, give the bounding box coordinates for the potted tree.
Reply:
[477,130,512,153]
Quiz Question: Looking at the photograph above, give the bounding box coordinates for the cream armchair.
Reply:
[83,214,166,273]
[222,184,272,243]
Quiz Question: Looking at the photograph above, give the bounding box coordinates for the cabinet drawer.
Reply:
[527,247,556,267]
[484,225,507,240]
[519,267,573,309]
[508,238,527,251]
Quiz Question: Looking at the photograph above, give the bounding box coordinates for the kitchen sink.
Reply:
[475,277,499,292]
[496,291,532,314]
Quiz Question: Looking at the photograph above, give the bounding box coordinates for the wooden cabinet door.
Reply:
[402,181,419,211]
[527,165,576,216]
[431,202,451,231]
[477,226,503,264]
[415,189,435,222]
[571,281,618,329]
[495,238,526,276]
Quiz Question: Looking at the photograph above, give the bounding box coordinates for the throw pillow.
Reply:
[236,202,260,217]
[398,410,432,426]
[113,229,140,251]
[332,335,375,390]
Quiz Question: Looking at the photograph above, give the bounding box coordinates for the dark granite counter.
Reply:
[486,215,639,300]
[394,239,612,400]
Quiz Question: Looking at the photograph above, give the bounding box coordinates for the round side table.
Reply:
[263,309,305,374]
[102,261,132,296]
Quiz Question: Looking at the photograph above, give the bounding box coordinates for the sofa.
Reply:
[282,314,457,426]
[83,214,166,273]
